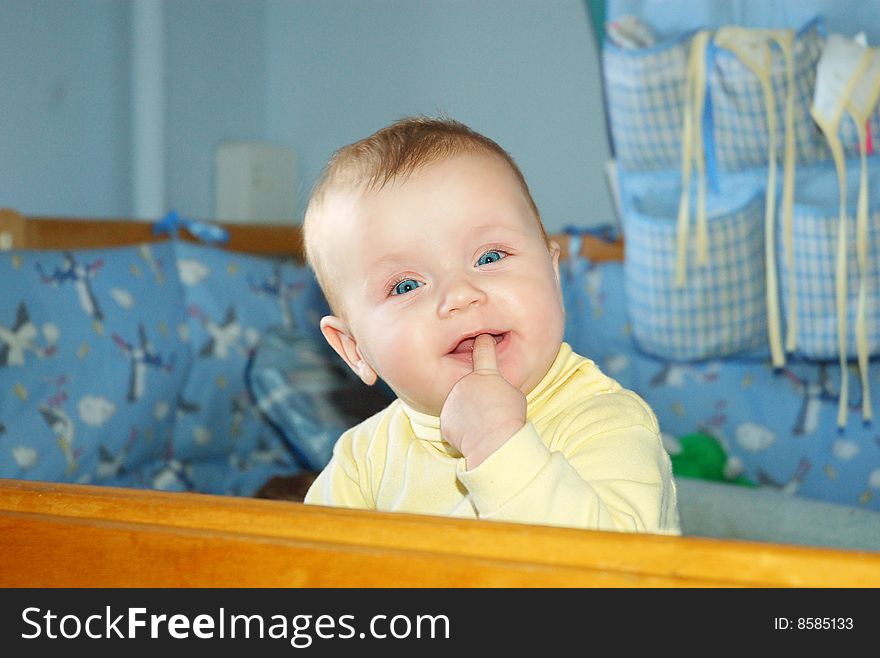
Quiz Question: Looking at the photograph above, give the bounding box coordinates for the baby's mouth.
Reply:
[449,332,506,355]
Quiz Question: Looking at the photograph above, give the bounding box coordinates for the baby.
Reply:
[302,116,680,534]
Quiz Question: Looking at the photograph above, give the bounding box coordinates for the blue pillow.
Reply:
[246,324,394,471]
[169,241,326,494]
[0,242,192,489]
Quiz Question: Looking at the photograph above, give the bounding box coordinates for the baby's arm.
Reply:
[443,343,679,533]
[457,414,679,534]
[439,334,526,469]
[303,430,372,509]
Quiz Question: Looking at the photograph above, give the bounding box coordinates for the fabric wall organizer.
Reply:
[604,15,880,426]
[621,171,768,361]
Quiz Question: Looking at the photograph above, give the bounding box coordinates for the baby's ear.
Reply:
[548,239,562,284]
[319,315,378,386]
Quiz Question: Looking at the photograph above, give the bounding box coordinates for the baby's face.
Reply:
[319,151,565,415]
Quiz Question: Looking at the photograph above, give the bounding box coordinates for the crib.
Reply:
[1,208,879,587]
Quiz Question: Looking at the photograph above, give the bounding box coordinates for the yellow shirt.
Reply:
[305,342,680,534]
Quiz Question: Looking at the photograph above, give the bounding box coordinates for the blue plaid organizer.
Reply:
[620,169,769,361]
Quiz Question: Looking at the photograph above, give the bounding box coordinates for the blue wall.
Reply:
[165,0,267,218]
[0,0,615,232]
[0,0,131,217]
[9,1,876,231]
[265,0,615,231]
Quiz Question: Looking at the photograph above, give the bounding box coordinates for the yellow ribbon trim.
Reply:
[812,49,873,427]
[844,50,880,422]
[712,27,797,369]
[676,30,711,288]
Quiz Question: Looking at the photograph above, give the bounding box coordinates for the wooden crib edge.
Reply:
[1,479,878,588]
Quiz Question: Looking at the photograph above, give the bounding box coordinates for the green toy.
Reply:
[669,431,756,487]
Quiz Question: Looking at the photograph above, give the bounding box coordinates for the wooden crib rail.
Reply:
[2,479,879,587]
[0,208,622,262]
[0,208,304,259]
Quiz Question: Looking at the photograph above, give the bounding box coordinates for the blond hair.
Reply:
[303,116,547,314]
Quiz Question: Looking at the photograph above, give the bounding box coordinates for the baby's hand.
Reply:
[440,333,527,469]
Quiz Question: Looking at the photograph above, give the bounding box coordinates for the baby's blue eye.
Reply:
[477,250,506,266]
[392,279,422,295]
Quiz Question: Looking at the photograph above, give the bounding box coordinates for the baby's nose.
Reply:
[438,276,487,317]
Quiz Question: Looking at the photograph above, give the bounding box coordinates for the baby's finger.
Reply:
[472,333,498,372]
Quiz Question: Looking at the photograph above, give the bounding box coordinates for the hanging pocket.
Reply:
[708,18,827,171]
[621,171,767,361]
[782,161,880,363]
[603,31,693,171]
